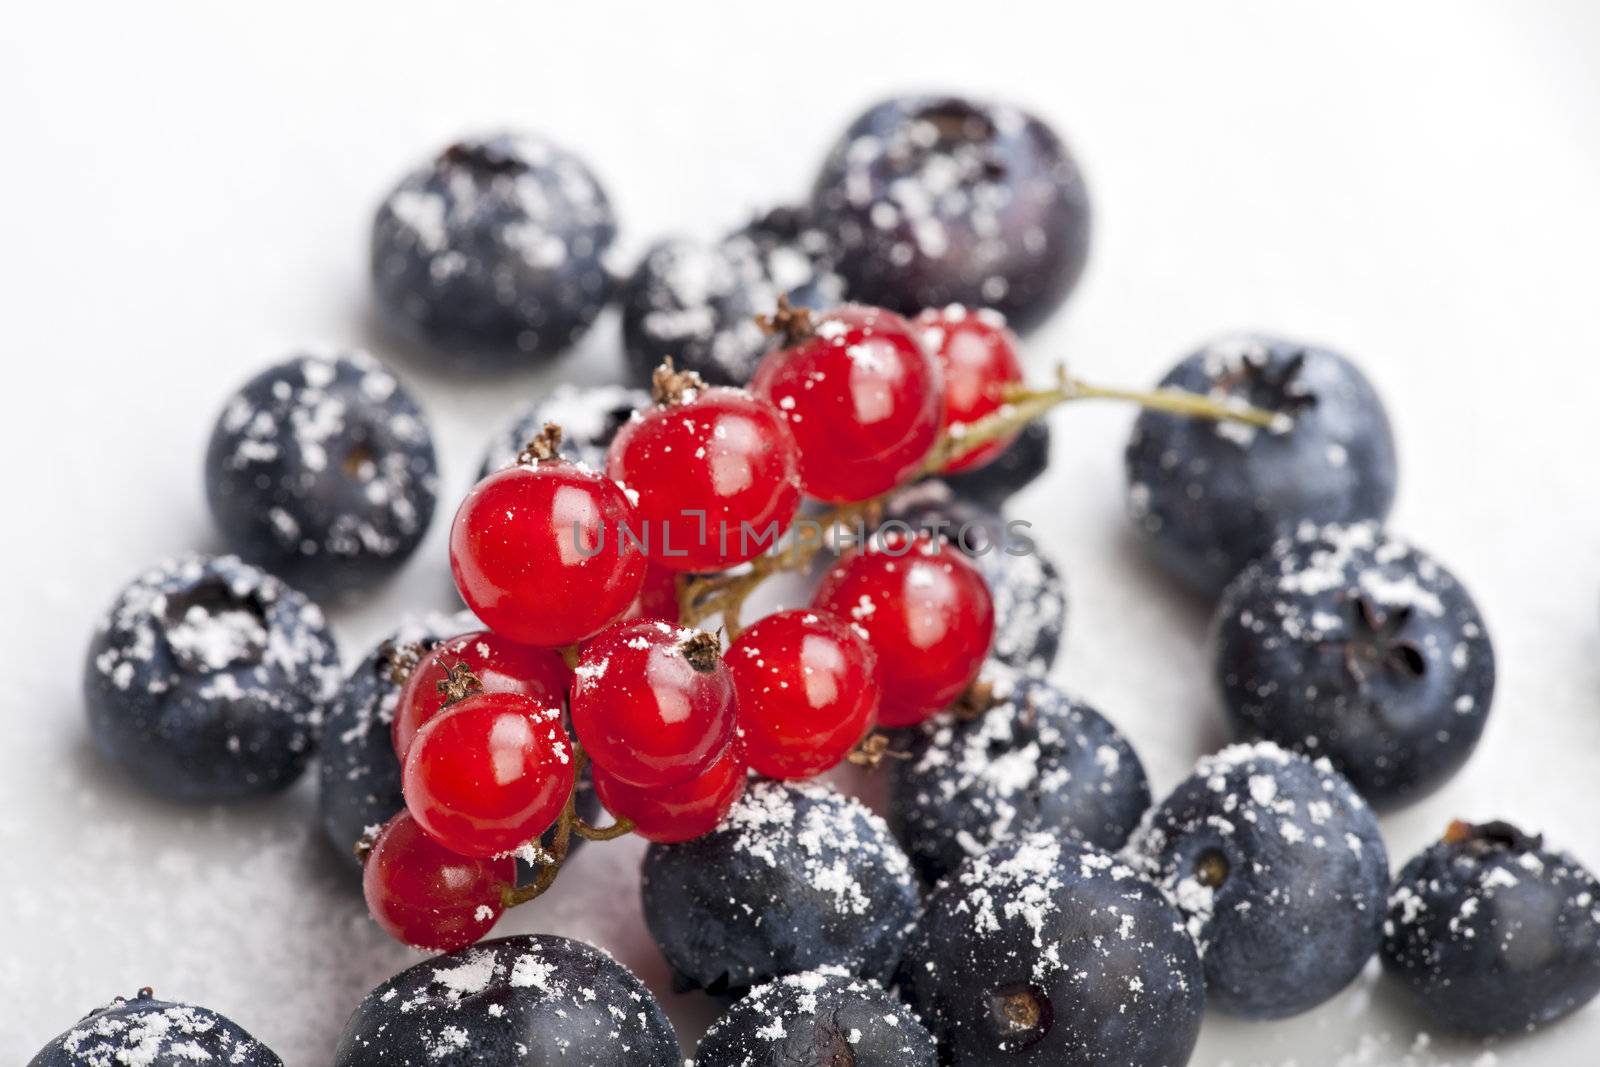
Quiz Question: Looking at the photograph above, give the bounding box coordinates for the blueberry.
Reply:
[371,133,617,367]
[84,554,340,803]
[1214,522,1495,809]
[477,383,648,479]
[1382,820,1600,1036]
[332,934,679,1066]
[28,988,281,1066]
[318,614,467,864]
[641,779,919,999]
[1125,334,1398,596]
[695,968,936,1067]
[898,834,1203,1066]
[204,348,439,601]
[621,206,845,388]
[881,483,1066,673]
[939,418,1052,507]
[318,614,601,872]
[811,95,1090,332]
[889,664,1149,885]
[1126,741,1389,1019]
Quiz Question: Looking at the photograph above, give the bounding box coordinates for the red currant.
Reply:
[913,305,1025,473]
[726,609,878,779]
[812,533,994,728]
[606,387,802,572]
[751,304,944,502]
[392,631,570,760]
[362,809,513,952]
[622,563,682,624]
[449,457,646,647]
[402,692,574,858]
[592,740,748,844]
[570,620,736,788]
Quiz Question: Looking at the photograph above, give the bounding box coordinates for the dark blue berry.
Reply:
[371,133,617,367]
[889,664,1149,885]
[641,779,919,999]
[881,484,1065,673]
[621,206,845,388]
[204,348,438,601]
[1214,522,1495,809]
[318,615,600,872]
[1125,334,1398,596]
[811,95,1090,332]
[28,989,281,1066]
[1127,742,1389,1019]
[318,614,466,864]
[898,835,1203,1066]
[477,383,648,479]
[695,968,936,1067]
[84,554,340,802]
[940,418,1052,507]
[1382,821,1600,1036]
[332,934,679,1066]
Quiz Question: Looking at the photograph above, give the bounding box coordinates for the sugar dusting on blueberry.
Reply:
[1125,741,1389,1020]
[27,988,283,1067]
[371,132,617,366]
[1214,521,1495,808]
[204,347,438,601]
[811,95,1091,331]
[890,663,1150,885]
[331,934,679,1066]
[641,779,919,998]
[898,833,1204,1065]
[1382,820,1600,1037]
[85,553,340,802]
[1125,334,1398,595]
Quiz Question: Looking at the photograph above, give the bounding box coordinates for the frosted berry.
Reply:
[606,383,801,572]
[813,533,994,727]
[570,621,736,788]
[29,990,282,1067]
[726,610,878,779]
[751,303,943,502]
[593,739,748,844]
[811,95,1091,331]
[402,691,574,859]
[914,305,1026,473]
[362,809,513,952]
[392,630,570,760]
[449,444,646,647]
[371,133,616,368]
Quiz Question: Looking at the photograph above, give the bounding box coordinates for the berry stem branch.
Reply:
[678,365,1276,631]
[501,744,633,908]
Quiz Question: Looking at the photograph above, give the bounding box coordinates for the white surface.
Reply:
[3,2,1599,1063]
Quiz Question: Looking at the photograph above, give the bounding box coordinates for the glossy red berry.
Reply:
[570,620,736,788]
[813,533,994,728]
[402,692,574,858]
[726,609,879,779]
[592,740,748,844]
[362,809,513,952]
[622,563,682,624]
[392,631,571,760]
[914,305,1025,473]
[606,386,802,572]
[449,457,646,647]
[751,304,944,502]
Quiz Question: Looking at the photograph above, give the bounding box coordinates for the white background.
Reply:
[3,2,1599,1063]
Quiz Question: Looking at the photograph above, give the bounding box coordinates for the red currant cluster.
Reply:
[360,300,1257,953]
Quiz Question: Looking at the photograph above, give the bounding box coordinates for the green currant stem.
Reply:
[677,367,1276,629]
[500,743,633,909]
